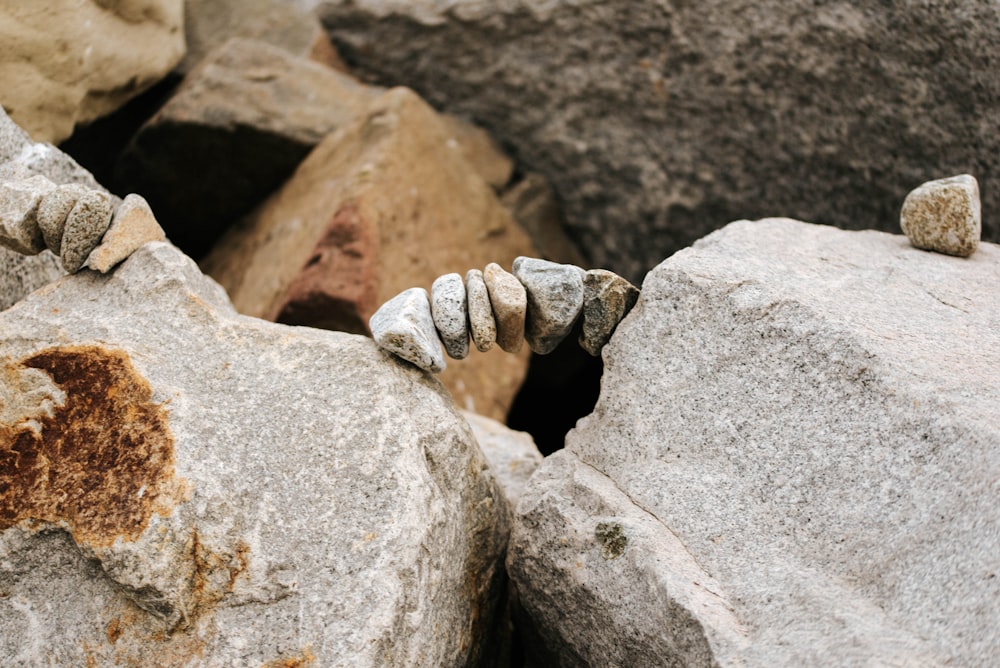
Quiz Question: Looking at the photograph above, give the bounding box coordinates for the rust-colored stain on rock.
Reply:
[262,647,315,668]
[0,346,184,547]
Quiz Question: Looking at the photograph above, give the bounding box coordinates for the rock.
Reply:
[0,1,184,143]
[508,218,1000,666]
[0,176,56,255]
[59,191,114,273]
[466,268,497,353]
[461,410,543,511]
[438,114,514,192]
[37,183,90,254]
[202,86,536,421]
[900,174,981,257]
[579,269,639,356]
[501,172,586,267]
[512,256,585,355]
[319,1,1000,282]
[431,273,469,360]
[86,193,166,273]
[116,37,378,258]
[370,287,446,373]
[483,262,527,354]
[0,242,508,666]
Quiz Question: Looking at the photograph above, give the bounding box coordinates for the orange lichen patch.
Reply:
[107,617,124,644]
[0,346,185,548]
[188,530,252,618]
[262,647,315,667]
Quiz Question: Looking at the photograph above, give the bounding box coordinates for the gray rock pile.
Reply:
[370,257,639,372]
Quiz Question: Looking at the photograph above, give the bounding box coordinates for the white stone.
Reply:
[370,286,447,373]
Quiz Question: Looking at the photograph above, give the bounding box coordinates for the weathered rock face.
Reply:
[318,0,1000,282]
[508,219,1000,666]
[0,243,509,666]
[202,86,537,421]
[0,1,184,144]
[461,410,542,512]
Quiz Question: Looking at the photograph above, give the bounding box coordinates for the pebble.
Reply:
[60,190,114,272]
[483,262,526,353]
[0,175,56,255]
[431,272,469,360]
[85,193,166,273]
[579,269,640,356]
[900,174,981,257]
[37,183,89,254]
[512,256,585,354]
[465,268,496,352]
[369,287,446,373]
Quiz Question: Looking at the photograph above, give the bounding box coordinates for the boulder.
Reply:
[0,242,508,666]
[461,410,542,511]
[202,86,537,421]
[0,1,184,144]
[508,219,1000,666]
[319,0,1000,282]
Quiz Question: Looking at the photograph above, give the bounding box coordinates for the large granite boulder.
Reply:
[0,1,184,144]
[507,219,1000,665]
[0,243,508,666]
[318,0,1000,281]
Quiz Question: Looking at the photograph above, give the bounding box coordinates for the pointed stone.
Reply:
[431,273,469,360]
[466,269,496,353]
[900,174,981,257]
[512,256,585,355]
[0,175,56,255]
[483,262,526,353]
[86,194,166,273]
[370,287,446,373]
[579,269,639,356]
[60,190,114,273]
[37,183,89,254]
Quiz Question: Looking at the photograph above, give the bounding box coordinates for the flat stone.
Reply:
[85,193,166,273]
[579,269,640,356]
[483,262,526,353]
[431,273,469,360]
[60,190,114,272]
[512,256,585,355]
[900,174,981,257]
[0,175,55,255]
[37,183,89,254]
[466,268,496,353]
[370,287,446,373]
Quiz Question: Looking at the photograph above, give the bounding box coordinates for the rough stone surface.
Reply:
[466,268,496,353]
[370,287,446,373]
[319,0,1000,282]
[86,193,166,273]
[501,172,586,267]
[0,1,185,143]
[37,183,89,254]
[461,410,543,511]
[483,262,527,354]
[900,174,981,257]
[431,273,469,360]
[202,86,536,420]
[579,269,639,356]
[0,242,509,666]
[59,190,114,273]
[508,218,1000,666]
[116,37,378,257]
[0,176,55,255]
[512,256,585,355]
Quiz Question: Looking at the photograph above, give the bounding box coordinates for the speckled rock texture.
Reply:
[579,269,639,356]
[370,287,446,373]
[431,273,469,360]
[461,410,543,512]
[59,190,114,272]
[318,0,1000,282]
[0,1,184,143]
[508,218,1000,666]
[512,256,585,355]
[0,243,509,666]
[901,174,981,257]
[483,262,527,354]
[466,268,497,353]
[86,193,166,273]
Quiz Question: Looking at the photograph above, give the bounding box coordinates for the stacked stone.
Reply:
[900,174,982,257]
[370,257,639,373]
[0,176,166,274]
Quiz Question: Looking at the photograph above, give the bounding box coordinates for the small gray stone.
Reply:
[512,256,585,355]
[466,268,496,353]
[900,174,981,257]
[60,190,114,272]
[483,262,526,353]
[370,287,446,373]
[37,183,89,254]
[579,269,640,356]
[0,175,56,255]
[431,272,470,360]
